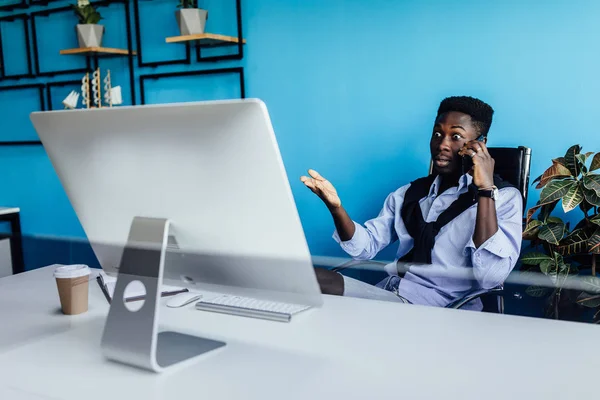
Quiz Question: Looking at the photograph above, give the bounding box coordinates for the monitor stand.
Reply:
[100,217,226,372]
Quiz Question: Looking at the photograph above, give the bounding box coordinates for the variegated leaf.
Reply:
[583,174,600,196]
[590,153,600,172]
[564,144,582,177]
[577,292,600,308]
[579,276,600,294]
[538,222,566,245]
[557,228,593,255]
[520,252,553,265]
[526,286,550,298]
[535,161,573,189]
[523,220,542,240]
[540,259,553,275]
[591,214,600,226]
[588,229,600,254]
[584,187,600,206]
[527,199,558,224]
[562,182,584,212]
[540,179,575,204]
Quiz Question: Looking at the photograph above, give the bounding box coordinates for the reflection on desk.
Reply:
[0,266,598,399]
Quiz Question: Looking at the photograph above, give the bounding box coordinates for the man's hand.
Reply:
[458,140,495,189]
[300,169,342,209]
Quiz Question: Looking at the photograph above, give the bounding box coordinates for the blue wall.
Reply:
[1,0,599,267]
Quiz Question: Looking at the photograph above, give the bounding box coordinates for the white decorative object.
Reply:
[81,73,90,109]
[62,90,80,109]
[176,8,208,36]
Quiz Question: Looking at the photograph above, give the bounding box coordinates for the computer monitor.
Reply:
[30,99,322,306]
[31,99,323,371]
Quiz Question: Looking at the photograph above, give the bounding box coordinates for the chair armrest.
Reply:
[446,286,504,310]
[332,260,387,273]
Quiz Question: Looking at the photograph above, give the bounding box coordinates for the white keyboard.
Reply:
[195,294,310,322]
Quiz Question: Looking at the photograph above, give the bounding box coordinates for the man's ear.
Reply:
[483,136,488,144]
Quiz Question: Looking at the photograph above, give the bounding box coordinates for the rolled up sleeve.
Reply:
[332,188,405,260]
[466,187,523,289]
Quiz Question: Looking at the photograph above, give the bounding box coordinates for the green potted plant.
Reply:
[73,0,104,48]
[521,144,600,321]
[176,0,208,36]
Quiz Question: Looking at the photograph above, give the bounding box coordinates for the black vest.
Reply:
[399,174,512,264]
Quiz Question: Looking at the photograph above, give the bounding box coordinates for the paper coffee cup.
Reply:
[54,265,90,315]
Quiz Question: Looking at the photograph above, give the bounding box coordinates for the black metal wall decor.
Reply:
[0,83,45,146]
[30,6,91,77]
[45,79,81,111]
[133,0,191,68]
[196,0,243,62]
[0,13,34,80]
[0,0,246,147]
[29,0,62,5]
[30,0,136,105]
[139,67,245,105]
[0,0,27,12]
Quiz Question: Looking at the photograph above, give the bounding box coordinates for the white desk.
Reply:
[0,266,598,399]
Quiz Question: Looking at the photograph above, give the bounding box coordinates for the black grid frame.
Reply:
[30,5,91,77]
[0,83,45,146]
[45,79,82,111]
[139,67,245,105]
[133,0,191,68]
[195,0,244,63]
[0,0,27,12]
[0,13,34,80]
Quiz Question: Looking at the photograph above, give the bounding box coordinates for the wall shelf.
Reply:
[59,47,137,57]
[166,33,246,48]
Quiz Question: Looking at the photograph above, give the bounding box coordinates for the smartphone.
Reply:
[461,134,486,174]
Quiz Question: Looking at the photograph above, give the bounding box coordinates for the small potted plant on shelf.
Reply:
[73,0,104,48]
[176,0,208,36]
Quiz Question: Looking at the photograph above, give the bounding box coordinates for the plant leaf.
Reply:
[583,187,600,206]
[522,220,543,240]
[538,222,566,245]
[579,276,600,293]
[527,199,558,224]
[526,286,550,298]
[521,252,553,265]
[590,153,600,172]
[535,161,573,189]
[591,214,600,226]
[540,179,575,204]
[588,229,600,254]
[562,182,584,212]
[564,144,582,177]
[539,259,553,275]
[583,174,600,196]
[557,228,594,255]
[547,216,563,224]
[576,292,600,308]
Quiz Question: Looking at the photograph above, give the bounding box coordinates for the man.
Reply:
[301,96,522,310]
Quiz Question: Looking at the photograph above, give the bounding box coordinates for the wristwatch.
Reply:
[478,185,499,201]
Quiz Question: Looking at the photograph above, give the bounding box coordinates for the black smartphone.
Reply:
[461,134,486,174]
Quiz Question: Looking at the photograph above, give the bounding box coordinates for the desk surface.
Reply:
[0,207,19,216]
[0,266,598,399]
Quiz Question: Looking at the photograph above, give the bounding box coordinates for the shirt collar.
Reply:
[428,174,473,197]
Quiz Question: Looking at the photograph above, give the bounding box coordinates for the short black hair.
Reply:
[436,96,494,136]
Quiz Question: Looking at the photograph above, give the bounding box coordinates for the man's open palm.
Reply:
[300,169,341,209]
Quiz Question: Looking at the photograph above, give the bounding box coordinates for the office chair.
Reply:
[326,146,532,313]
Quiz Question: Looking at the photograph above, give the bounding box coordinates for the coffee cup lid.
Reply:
[54,264,90,279]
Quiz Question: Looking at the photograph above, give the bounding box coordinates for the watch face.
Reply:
[492,188,499,200]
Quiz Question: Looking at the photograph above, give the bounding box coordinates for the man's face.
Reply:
[430,111,481,175]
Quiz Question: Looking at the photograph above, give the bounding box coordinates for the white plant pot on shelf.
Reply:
[76,24,104,48]
[175,8,208,36]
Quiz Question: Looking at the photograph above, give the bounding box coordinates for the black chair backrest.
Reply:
[487,146,532,209]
